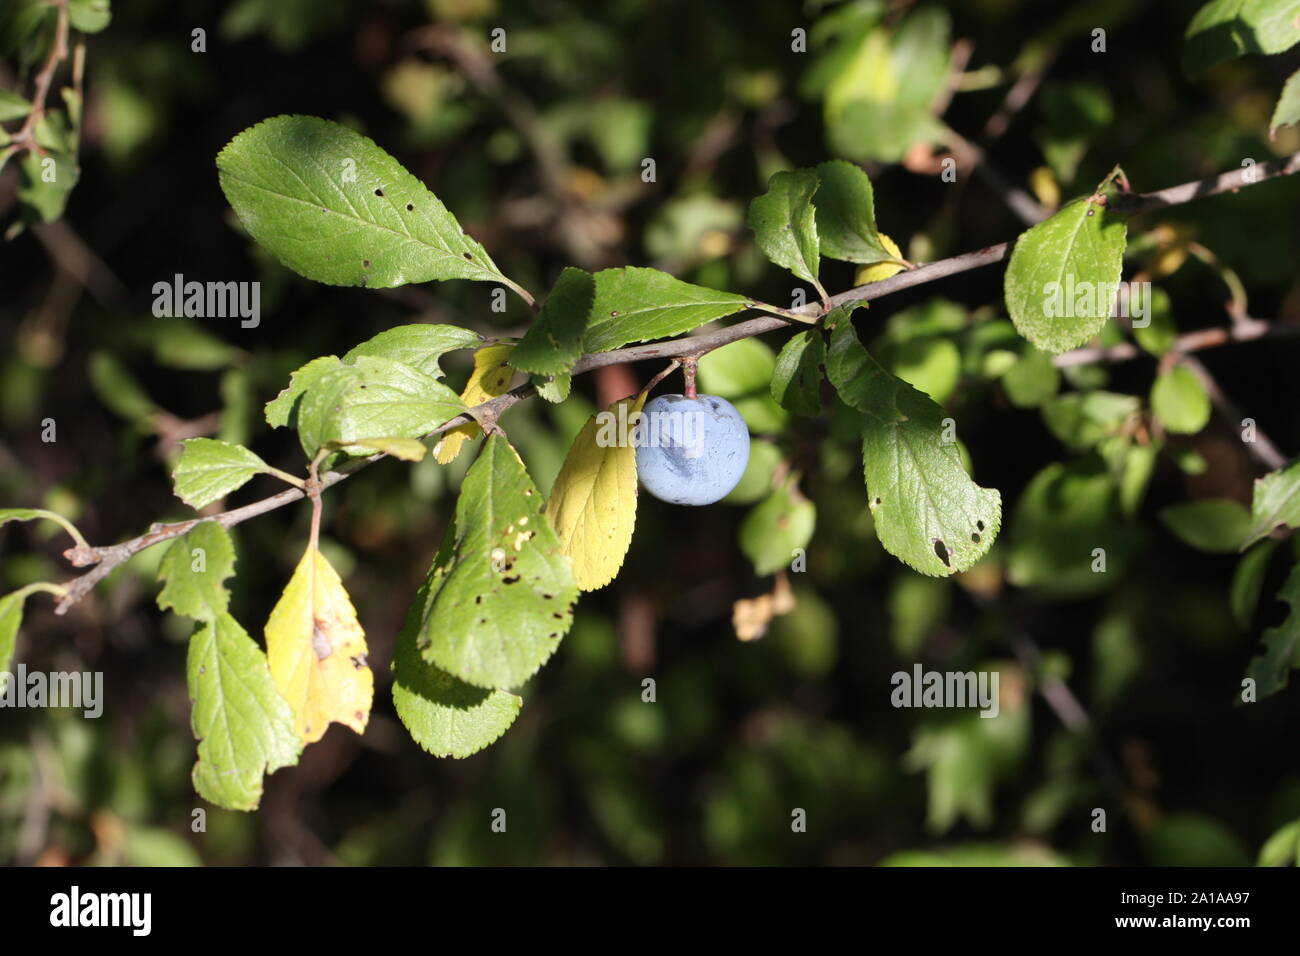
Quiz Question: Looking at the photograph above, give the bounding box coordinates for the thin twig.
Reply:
[48,151,1300,614]
[10,0,69,154]
[1053,315,1300,368]
[1180,353,1288,471]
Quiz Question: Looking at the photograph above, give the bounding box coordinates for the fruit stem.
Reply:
[641,359,681,397]
[681,355,698,399]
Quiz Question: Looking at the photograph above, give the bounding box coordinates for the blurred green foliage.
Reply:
[2,0,1300,865]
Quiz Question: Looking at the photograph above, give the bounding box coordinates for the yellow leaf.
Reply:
[826,29,896,121]
[339,436,427,461]
[265,546,374,744]
[854,233,906,285]
[434,344,516,464]
[544,393,647,591]
[1028,165,1061,212]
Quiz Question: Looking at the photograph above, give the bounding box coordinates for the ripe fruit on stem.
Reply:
[634,394,750,506]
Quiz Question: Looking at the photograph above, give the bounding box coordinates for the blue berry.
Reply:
[635,394,750,506]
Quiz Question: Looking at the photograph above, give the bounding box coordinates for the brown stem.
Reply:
[48,152,1300,614]
[11,0,69,154]
[681,356,699,399]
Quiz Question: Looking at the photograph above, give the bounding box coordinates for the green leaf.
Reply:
[511,267,595,375]
[295,356,465,458]
[15,148,78,226]
[157,522,236,620]
[747,169,823,292]
[739,477,816,576]
[1007,458,1139,597]
[264,355,341,428]
[1003,196,1128,354]
[1243,459,1300,548]
[89,351,157,424]
[1036,82,1114,186]
[698,337,777,397]
[1259,819,1300,866]
[418,434,579,689]
[580,267,751,353]
[826,316,1001,576]
[532,371,572,404]
[67,0,111,33]
[188,612,301,810]
[771,330,825,416]
[1160,499,1251,552]
[1183,0,1300,77]
[0,507,85,546]
[1151,365,1211,435]
[723,438,783,505]
[1133,286,1176,356]
[1118,440,1159,518]
[884,336,962,404]
[172,438,271,509]
[392,573,521,758]
[0,89,32,122]
[150,319,242,371]
[886,5,953,109]
[0,590,26,694]
[820,7,950,164]
[830,99,945,165]
[1245,561,1300,699]
[1041,391,1139,451]
[1232,539,1279,627]
[1272,68,1300,136]
[217,115,505,289]
[342,324,482,378]
[335,436,427,461]
[811,159,896,265]
[1002,346,1061,408]
[698,339,789,433]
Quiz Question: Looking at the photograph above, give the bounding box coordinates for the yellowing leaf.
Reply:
[338,436,428,461]
[434,345,516,464]
[854,233,906,284]
[545,394,647,591]
[265,546,374,744]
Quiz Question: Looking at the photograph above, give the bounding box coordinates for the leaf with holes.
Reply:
[1003,195,1127,354]
[264,545,374,744]
[418,435,577,689]
[392,572,522,757]
[580,267,752,353]
[172,438,271,509]
[827,316,1001,576]
[188,612,301,810]
[546,393,648,590]
[217,115,506,288]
